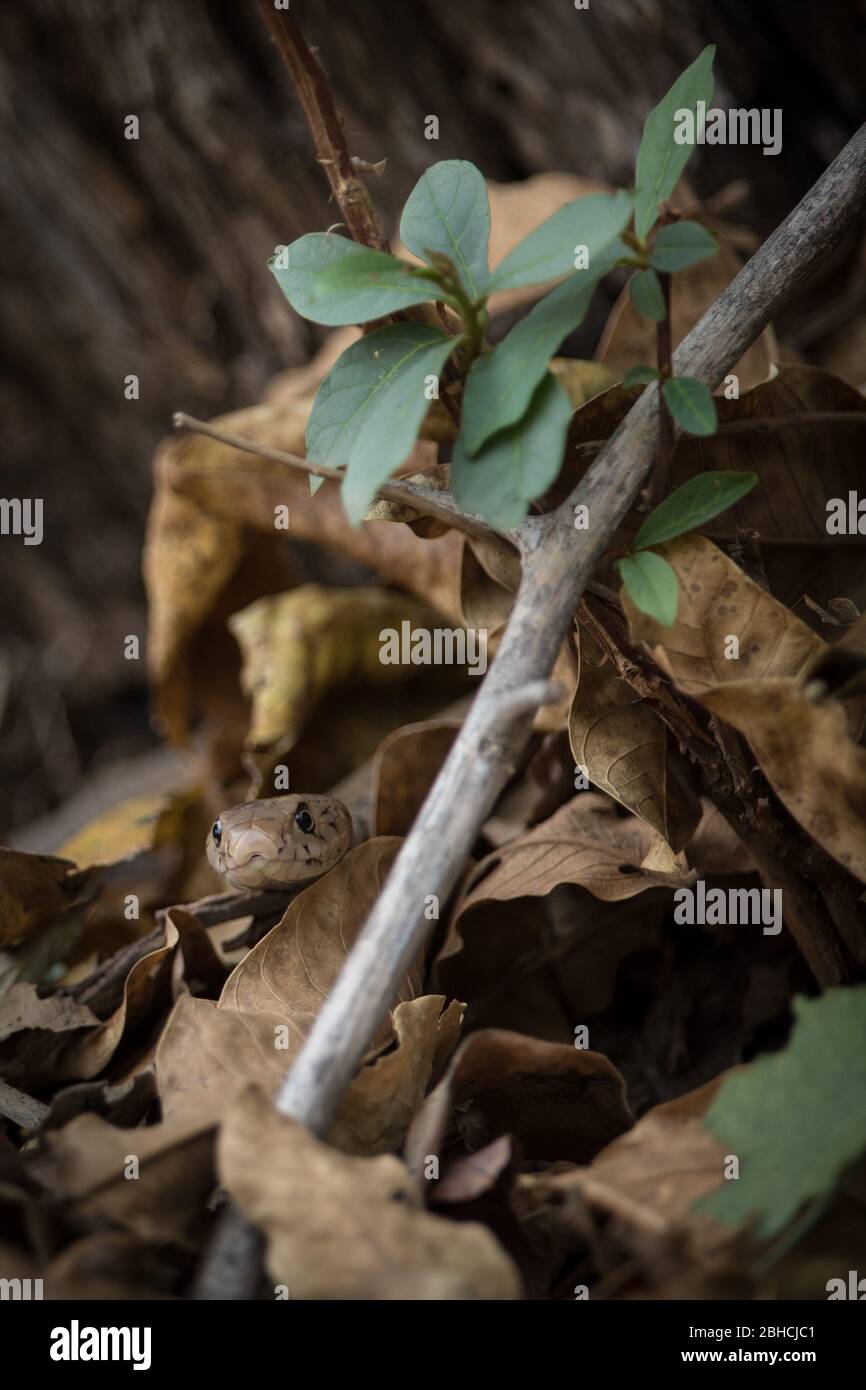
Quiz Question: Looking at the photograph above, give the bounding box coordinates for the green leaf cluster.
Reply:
[268,48,740,534]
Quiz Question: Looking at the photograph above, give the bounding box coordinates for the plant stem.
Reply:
[641,269,674,508]
[172,412,509,546]
[255,1,388,252]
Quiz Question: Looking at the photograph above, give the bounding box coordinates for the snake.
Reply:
[205,794,353,891]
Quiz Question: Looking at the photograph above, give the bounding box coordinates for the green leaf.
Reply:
[650,220,718,272]
[623,365,660,387]
[629,268,666,321]
[662,376,718,435]
[399,160,491,300]
[313,246,454,315]
[634,46,715,240]
[306,323,456,523]
[486,191,632,294]
[633,471,759,550]
[270,234,438,326]
[616,551,679,626]
[451,373,572,528]
[461,245,621,455]
[699,989,866,1238]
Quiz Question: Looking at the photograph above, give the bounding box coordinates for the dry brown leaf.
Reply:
[145,402,467,745]
[623,536,866,879]
[27,1104,217,1248]
[331,996,464,1156]
[159,403,463,621]
[456,793,690,915]
[0,985,100,1087]
[434,797,687,1025]
[219,839,420,1045]
[220,1085,521,1299]
[230,585,449,757]
[514,1076,733,1273]
[622,534,823,696]
[405,1028,631,1177]
[0,913,215,1088]
[157,990,463,1156]
[569,628,701,850]
[56,790,196,874]
[703,681,866,882]
[370,719,462,837]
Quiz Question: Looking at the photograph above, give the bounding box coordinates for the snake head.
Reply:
[205,794,353,891]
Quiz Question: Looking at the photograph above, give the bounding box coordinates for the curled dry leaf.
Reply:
[569,628,701,850]
[370,718,462,836]
[229,585,449,756]
[623,535,866,880]
[513,1075,734,1281]
[217,839,421,1039]
[146,401,465,742]
[220,1084,521,1299]
[0,913,214,1089]
[405,1028,631,1177]
[157,992,463,1157]
[434,796,689,1022]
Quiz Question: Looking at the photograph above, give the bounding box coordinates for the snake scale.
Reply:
[206,794,353,890]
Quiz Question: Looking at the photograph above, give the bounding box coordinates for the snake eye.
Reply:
[211,820,222,846]
[294,805,315,834]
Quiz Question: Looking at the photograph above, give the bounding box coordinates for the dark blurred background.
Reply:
[1,0,864,838]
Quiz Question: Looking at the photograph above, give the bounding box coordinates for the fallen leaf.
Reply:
[405,1028,632,1175]
[157,990,463,1156]
[220,1085,521,1298]
[622,534,822,696]
[55,792,196,873]
[569,628,701,849]
[219,839,420,1045]
[370,719,461,836]
[27,1104,217,1248]
[623,535,866,878]
[230,586,453,759]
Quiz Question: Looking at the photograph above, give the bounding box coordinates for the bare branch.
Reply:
[255,1,389,252]
[172,411,510,546]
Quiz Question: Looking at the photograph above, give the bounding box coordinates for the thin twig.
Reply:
[172,412,509,546]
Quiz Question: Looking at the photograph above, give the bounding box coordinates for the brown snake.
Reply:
[205,794,353,891]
